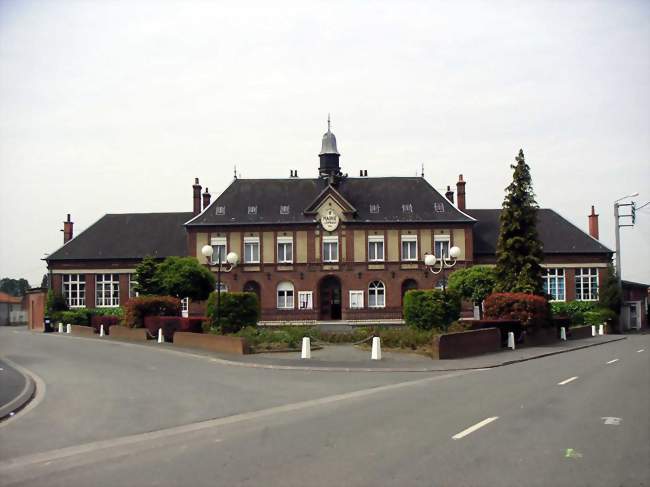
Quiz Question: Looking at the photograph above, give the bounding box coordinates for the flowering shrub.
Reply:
[123,296,181,328]
[483,292,550,327]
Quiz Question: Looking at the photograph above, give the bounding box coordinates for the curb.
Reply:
[0,363,36,421]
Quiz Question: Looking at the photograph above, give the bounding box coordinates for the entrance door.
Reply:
[319,276,342,320]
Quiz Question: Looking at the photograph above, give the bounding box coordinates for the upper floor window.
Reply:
[543,268,565,301]
[215,206,226,215]
[211,237,227,264]
[368,280,386,308]
[280,205,290,215]
[244,236,260,263]
[63,274,85,308]
[277,281,294,309]
[247,206,257,215]
[434,235,450,259]
[575,268,599,301]
[434,202,445,213]
[369,204,381,214]
[96,273,119,307]
[402,203,413,214]
[277,236,293,264]
[368,235,384,262]
[401,235,418,261]
[322,236,339,263]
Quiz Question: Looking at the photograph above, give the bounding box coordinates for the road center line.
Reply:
[637,349,645,353]
[557,376,578,386]
[452,416,499,440]
[606,359,619,364]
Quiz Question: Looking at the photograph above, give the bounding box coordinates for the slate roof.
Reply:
[47,212,192,261]
[465,209,612,255]
[186,177,476,226]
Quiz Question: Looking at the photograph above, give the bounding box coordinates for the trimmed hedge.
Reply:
[403,289,461,331]
[124,296,181,328]
[54,307,123,327]
[206,292,259,334]
[484,292,550,328]
[550,301,614,327]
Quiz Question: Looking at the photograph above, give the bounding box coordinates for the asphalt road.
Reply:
[0,327,648,487]
[0,359,26,413]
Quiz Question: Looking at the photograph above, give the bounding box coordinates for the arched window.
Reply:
[277,281,294,309]
[368,280,385,308]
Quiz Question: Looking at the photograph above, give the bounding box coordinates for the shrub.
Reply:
[123,296,181,328]
[403,289,461,331]
[447,266,497,313]
[154,256,215,301]
[206,292,259,334]
[550,301,598,326]
[46,289,68,315]
[373,327,435,350]
[144,316,204,342]
[584,308,617,326]
[483,292,550,328]
[59,309,93,325]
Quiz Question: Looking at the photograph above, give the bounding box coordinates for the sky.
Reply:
[0,0,648,286]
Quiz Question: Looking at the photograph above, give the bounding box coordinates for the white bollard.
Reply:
[371,336,382,360]
[507,332,515,350]
[560,327,567,341]
[301,337,311,359]
[598,324,604,336]
[157,328,163,344]
[100,324,105,337]
[591,325,596,337]
[66,323,71,334]
[58,323,63,333]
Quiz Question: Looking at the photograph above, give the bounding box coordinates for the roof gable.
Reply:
[304,184,357,215]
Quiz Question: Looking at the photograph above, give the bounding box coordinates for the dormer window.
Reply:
[280,205,290,215]
[402,203,413,213]
[247,206,257,215]
[434,202,445,213]
[369,204,381,214]
[215,206,226,215]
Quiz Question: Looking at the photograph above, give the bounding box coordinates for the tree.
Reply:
[403,289,461,332]
[599,262,622,329]
[40,274,49,288]
[134,256,163,296]
[0,277,31,296]
[154,256,215,301]
[447,266,497,317]
[494,149,544,294]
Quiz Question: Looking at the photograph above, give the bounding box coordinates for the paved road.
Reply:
[0,359,27,413]
[0,327,648,487]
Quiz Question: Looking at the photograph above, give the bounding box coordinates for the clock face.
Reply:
[320,208,340,232]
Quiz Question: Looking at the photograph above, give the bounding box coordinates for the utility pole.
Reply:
[614,193,639,291]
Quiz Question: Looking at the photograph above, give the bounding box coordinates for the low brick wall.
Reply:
[70,325,96,337]
[109,326,149,341]
[173,332,250,355]
[433,328,501,359]
[569,325,595,339]
[524,327,558,346]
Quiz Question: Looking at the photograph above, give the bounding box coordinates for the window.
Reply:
[349,290,364,309]
[216,282,228,293]
[402,203,413,213]
[244,236,260,263]
[277,282,294,309]
[369,204,381,214]
[434,202,445,213]
[63,274,85,307]
[277,236,293,264]
[211,237,227,264]
[96,273,119,307]
[368,281,385,308]
[434,235,450,259]
[543,268,565,301]
[215,206,226,215]
[367,235,384,262]
[247,206,257,215]
[181,297,189,317]
[128,274,138,299]
[280,205,290,215]
[575,268,599,301]
[322,236,339,263]
[401,235,418,261]
[298,291,313,310]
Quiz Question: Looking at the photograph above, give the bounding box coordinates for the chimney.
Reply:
[588,205,599,240]
[202,187,211,211]
[456,174,466,211]
[445,185,454,204]
[192,178,202,216]
[63,214,74,244]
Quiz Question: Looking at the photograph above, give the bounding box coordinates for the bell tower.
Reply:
[319,114,341,178]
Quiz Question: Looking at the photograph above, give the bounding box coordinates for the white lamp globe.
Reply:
[449,246,461,259]
[226,252,239,265]
[201,245,214,258]
[424,254,436,267]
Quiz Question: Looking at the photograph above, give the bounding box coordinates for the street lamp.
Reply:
[201,244,238,330]
[423,246,461,292]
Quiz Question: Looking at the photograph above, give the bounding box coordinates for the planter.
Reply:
[432,328,501,359]
[173,332,250,355]
[524,327,558,346]
[144,316,204,342]
[569,325,594,339]
[109,325,148,341]
[70,325,96,337]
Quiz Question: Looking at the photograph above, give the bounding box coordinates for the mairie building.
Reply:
[46,123,644,328]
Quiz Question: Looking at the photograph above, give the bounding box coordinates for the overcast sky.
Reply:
[1,0,648,286]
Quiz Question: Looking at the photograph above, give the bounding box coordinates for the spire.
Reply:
[327,113,331,132]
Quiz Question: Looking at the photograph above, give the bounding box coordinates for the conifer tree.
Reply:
[494,149,544,294]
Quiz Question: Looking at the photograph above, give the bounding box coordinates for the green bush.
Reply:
[372,327,435,350]
[551,301,598,326]
[46,289,68,315]
[206,292,259,334]
[123,295,181,328]
[403,289,461,331]
[584,308,617,326]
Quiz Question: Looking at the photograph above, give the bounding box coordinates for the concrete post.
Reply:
[371,337,382,360]
[157,328,163,344]
[100,324,105,337]
[591,325,596,337]
[507,332,515,350]
[560,327,567,341]
[58,323,63,333]
[598,324,604,335]
[301,337,311,359]
[66,323,71,334]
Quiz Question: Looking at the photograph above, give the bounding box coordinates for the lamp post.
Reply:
[201,245,239,330]
[423,246,462,292]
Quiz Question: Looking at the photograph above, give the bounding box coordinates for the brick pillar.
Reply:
[456,175,466,211]
[202,187,211,211]
[588,206,599,240]
[192,178,202,216]
[63,214,74,243]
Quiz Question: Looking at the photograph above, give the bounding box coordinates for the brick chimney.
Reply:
[202,187,211,211]
[588,205,599,240]
[456,174,466,211]
[63,214,74,244]
[192,178,202,216]
[445,185,454,204]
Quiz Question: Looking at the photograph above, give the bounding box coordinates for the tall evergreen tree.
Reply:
[495,149,544,294]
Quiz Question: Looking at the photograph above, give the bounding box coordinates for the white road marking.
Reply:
[601,417,622,425]
[452,416,499,440]
[637,349,645,353]
[606,359,619,364]
[558,376,578,386]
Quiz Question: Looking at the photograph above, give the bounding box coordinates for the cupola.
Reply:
[319,114,341,178]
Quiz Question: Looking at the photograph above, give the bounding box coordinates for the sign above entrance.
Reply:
[320,208,340,231]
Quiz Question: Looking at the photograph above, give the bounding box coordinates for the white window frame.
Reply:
[368,281,386,308]
[434,235,450,259]
[349,290,364,309]
[63,274,85,308]
[181,297,189,318]
[575,267,599,301]
[216,282,228,293]
[401,235,418,261]
[277,236,294,264]
[298,291,313,310]
[128,274,139,299]
[277,281,295,309]
[95,273,120,308]
[244,236,260,264]
[367,235,385,262]
[543,268,566,302]
[211,237,227,264]
[322,235,339,263]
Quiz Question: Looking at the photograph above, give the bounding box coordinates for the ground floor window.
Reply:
[543,268,565,301]
[128,274,138,299]
[63,274,85,307]
[349,290,364,309]
[96,273,119,307]
[277,281,294,309]
[298,291,313,310]
[368,280,385,308]
[575,267,598,301]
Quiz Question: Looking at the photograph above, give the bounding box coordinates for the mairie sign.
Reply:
[321,209,340,231]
